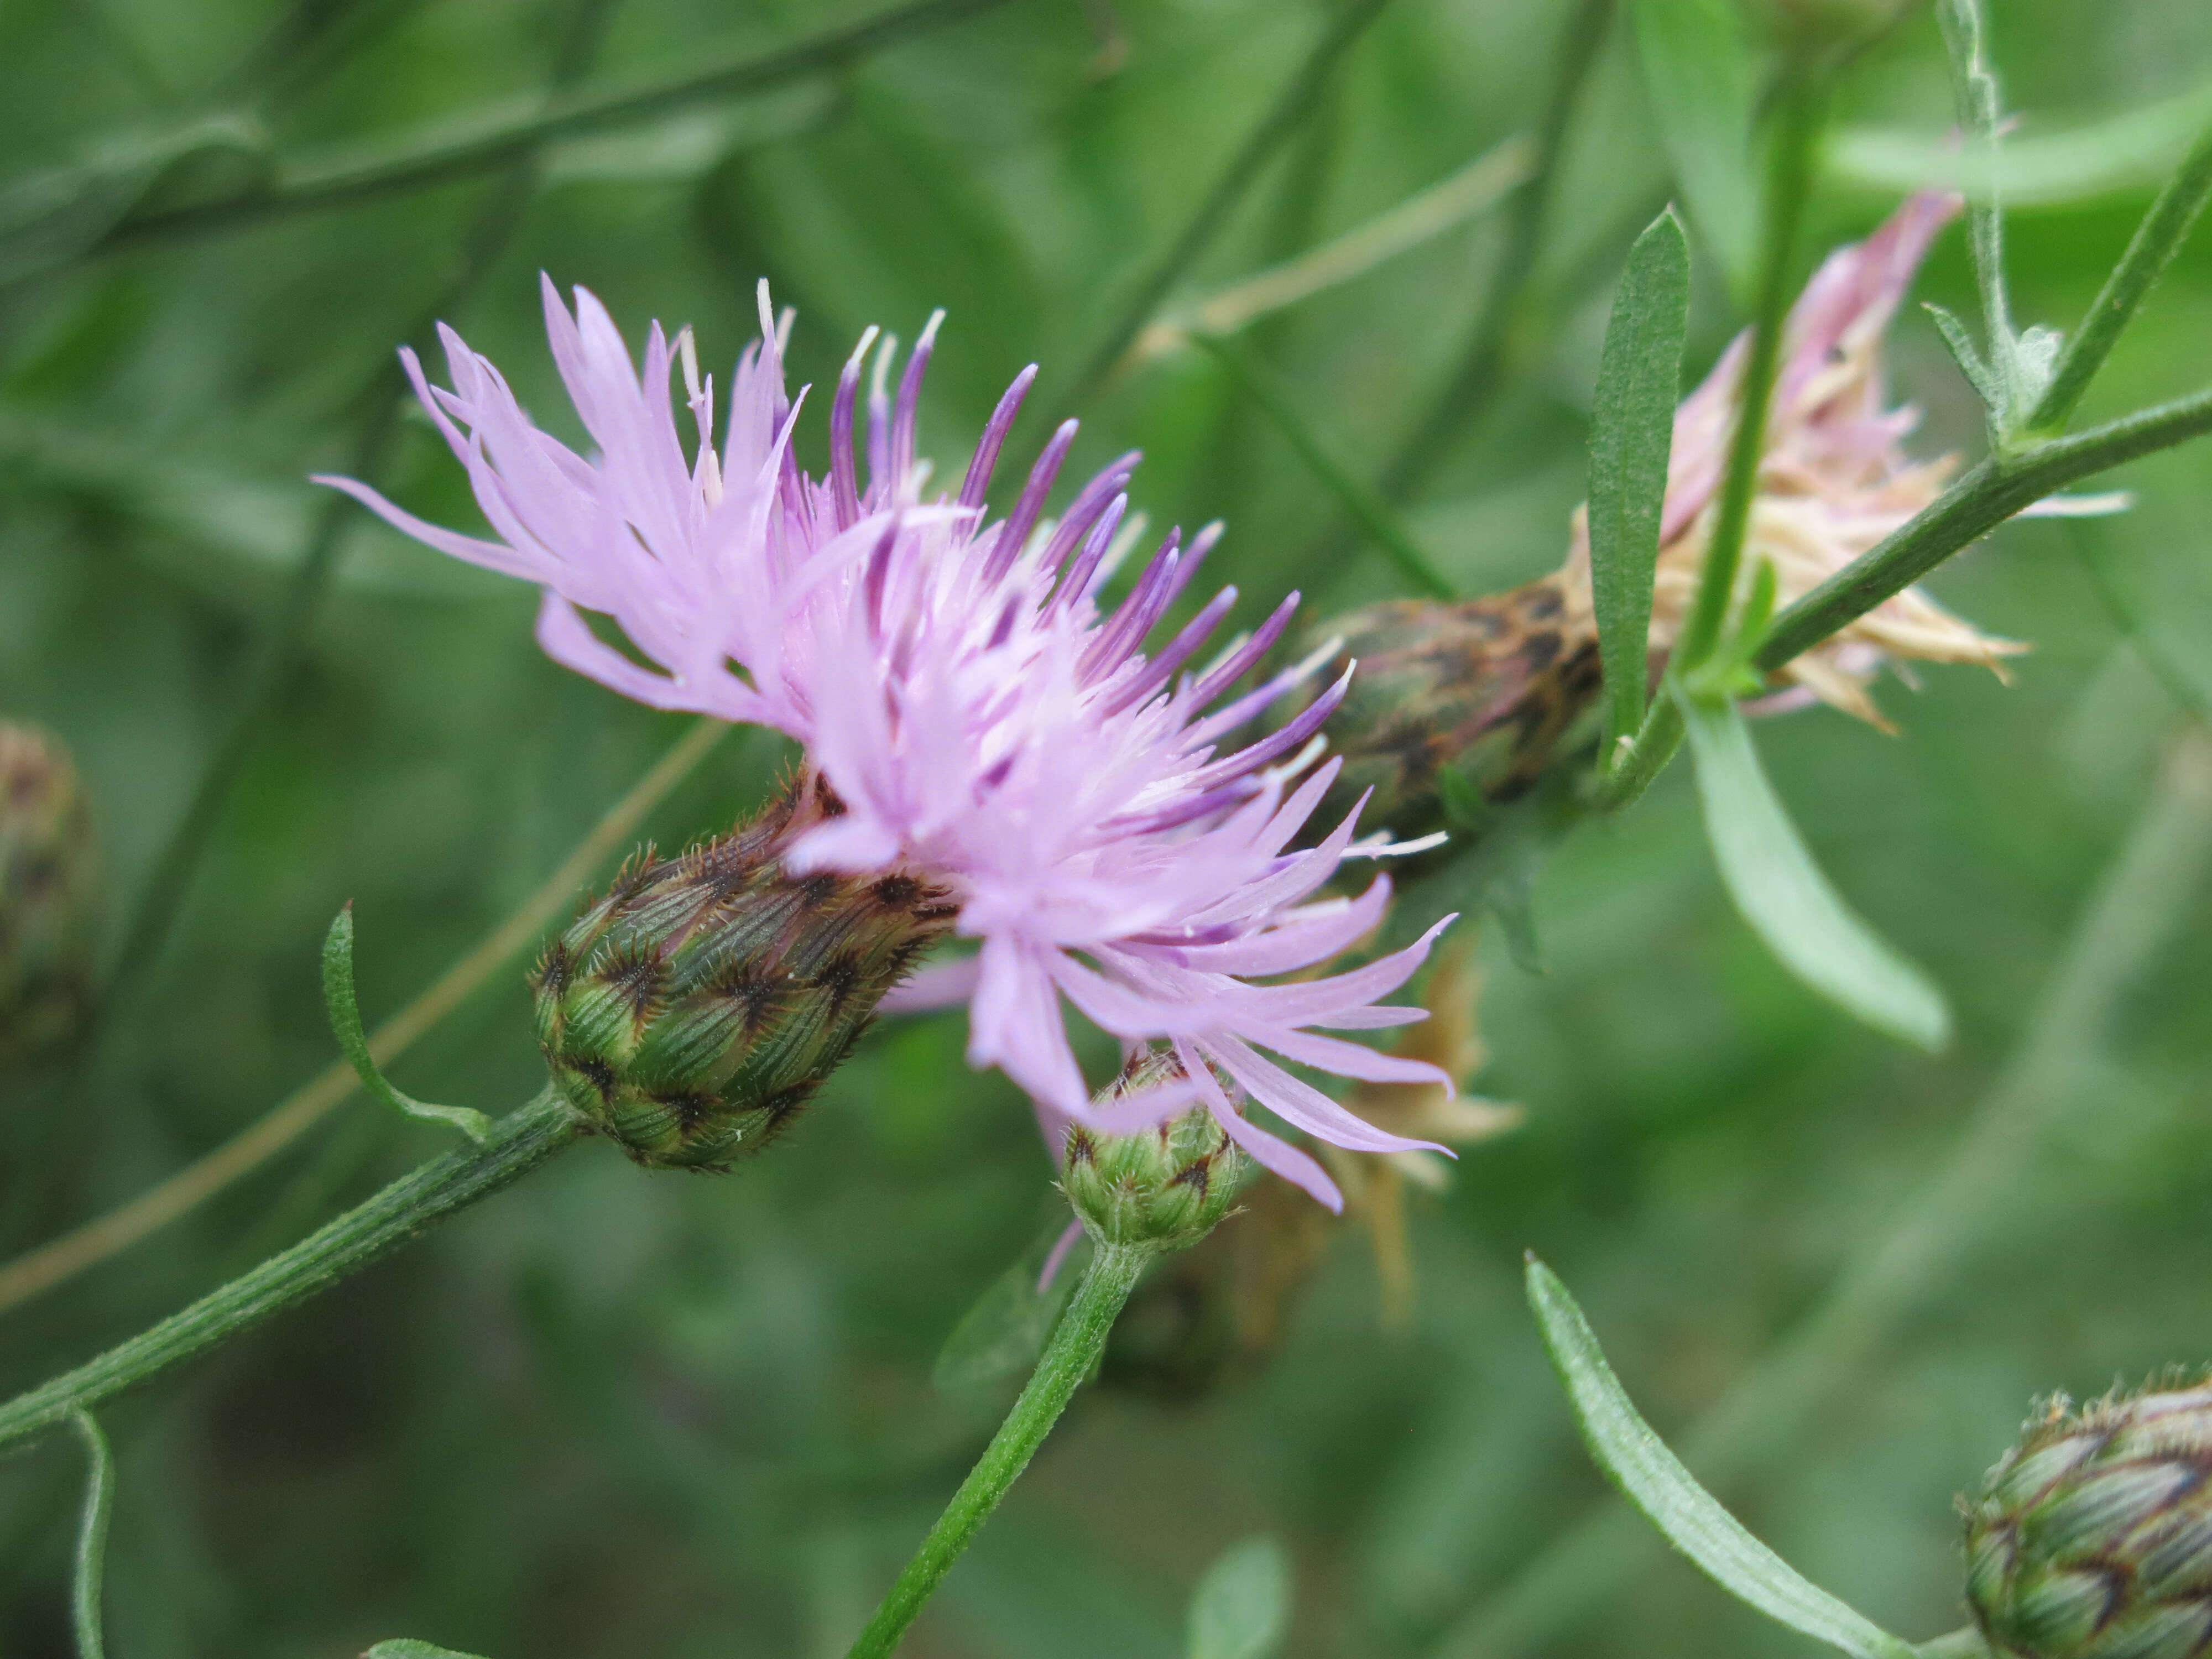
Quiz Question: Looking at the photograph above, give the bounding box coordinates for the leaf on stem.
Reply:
[1629,0,1757,294]
[934,1222,1089,1395]
[70,1411,113,1659]
[1525,1258,1918,1659]
[1924,302,2001,413]
[1589,206,1691,754]
[1679,693,1951,1050]
[1187,1535,1292,1659]
[322,906,495,1143]
[366,1643,494,1659]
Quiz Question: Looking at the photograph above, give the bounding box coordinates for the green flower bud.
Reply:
[531,775,956,1170]
[0,722,98,1066]
[1966,1380,2212,1659]
[1297,576,1602,840]
[1060,1052,1246,1250]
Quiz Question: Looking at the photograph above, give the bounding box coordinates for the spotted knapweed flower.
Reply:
[320,279,1454,1207]
[1572,191,2035,727]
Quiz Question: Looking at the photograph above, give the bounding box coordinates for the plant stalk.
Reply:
[844,1241,1150,1659]
[0,1090,584,1452]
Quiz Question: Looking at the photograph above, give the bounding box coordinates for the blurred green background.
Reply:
[2,0,2211,1654]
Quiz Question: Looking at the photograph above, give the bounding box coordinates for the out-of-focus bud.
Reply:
[0,722,98,1066]
[1966,1380,2212,1659]
[1061,1052,1246,1251]
[532,774,956,1170]
[1298,575,1603,839]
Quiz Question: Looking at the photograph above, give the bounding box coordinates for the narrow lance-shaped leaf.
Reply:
[1188,1535,1292,1659]
[323,906,496,1142]
[1525,1258,1918,1659]
[1630,0,1757,294]
[1679,694,1951,1051]
[71,1411,113,1659]
[366,1643,494,1659]
[1589,207,1691,757]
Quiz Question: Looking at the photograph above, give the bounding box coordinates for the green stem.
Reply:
[844,1241,1150,1659]
[70,1412,113,1659]
[1674,67,1823,671]
[2025,121,2212,435]
[82,0,1021,259]
[1589,694,1683,815]
[0,1090,583,1452]
[1049,0,1397,423]
[1197,332,1454,599]
[1756,384,2212,672]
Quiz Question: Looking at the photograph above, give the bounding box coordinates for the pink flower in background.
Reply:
[321,279,1454,1208]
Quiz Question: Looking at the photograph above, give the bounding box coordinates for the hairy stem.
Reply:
[844,1242,1150,1659]
[1757,385,2212,671]
[2025,121,2212,435]
[0,1091,585,1452]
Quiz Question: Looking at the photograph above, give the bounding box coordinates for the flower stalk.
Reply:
[0,1089,582,1452]
[844,1241,1151,1659]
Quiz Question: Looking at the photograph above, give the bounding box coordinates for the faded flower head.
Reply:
[322,279,1456,1207]
[1570,192,2028,728]
[1966,1379,2212,1659]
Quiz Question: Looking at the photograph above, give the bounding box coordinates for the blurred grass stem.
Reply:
[1433,725,2212,1659]
[1049,0,1399,423]
[1363,0,1614,507]
[0,717,727,1320]
[75,0,1024,261]
[69,0,619,1105]
[845,1242,1150,1659]
[0,1089,585,1451]
[1196,332,1454,598]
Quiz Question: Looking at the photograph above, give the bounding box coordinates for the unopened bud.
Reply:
[0,722,98,1066]
[1060,1052,1245,1250]
[532,775,956,1170]
[1300,575,1601,839]
[1966,1380,2212,1659]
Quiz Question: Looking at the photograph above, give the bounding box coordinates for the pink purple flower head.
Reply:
[319,278,1457,1209]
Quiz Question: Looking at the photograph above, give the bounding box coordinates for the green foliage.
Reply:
[1587,207,1689,754]
[1681,692,1952,1051]
[1188,1536,1293,1659]
[1527,1258,1916,1659]
[2,0,2211,1654]
[366,1642,494,1659]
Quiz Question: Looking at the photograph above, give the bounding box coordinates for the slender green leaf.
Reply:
[322,907,495,1143]
[1588,208,1690,753]
[1923,302,2001,411]
[1188,1535,1292,1659]
[1525,1259,1917,1659]
[1630,0,1756,293]
[934,1224,1088,1395]
[1679,694,1951,1050]
[366,1642,493,1659]
[70,1412,113,1659]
